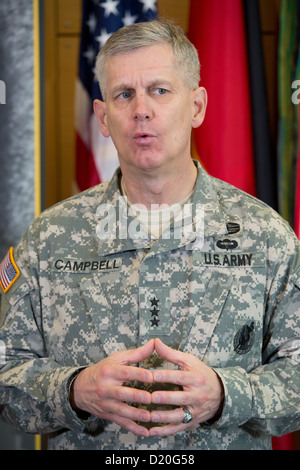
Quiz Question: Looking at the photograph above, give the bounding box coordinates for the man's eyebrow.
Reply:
[110,79,174,97]
[148,79,173,88]
[110,84,133,96]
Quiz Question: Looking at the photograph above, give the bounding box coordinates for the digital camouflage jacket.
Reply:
[0,163,299,450]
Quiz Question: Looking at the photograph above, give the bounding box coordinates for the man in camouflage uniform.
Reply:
[0,21,299,450]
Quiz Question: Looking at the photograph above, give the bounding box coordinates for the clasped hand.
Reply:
[71,338,224,438]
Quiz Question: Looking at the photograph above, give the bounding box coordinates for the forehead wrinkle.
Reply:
[105,45,182,98]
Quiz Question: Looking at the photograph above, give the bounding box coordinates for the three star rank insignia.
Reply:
[149,296,160,327]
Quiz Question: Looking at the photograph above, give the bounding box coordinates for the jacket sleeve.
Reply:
[0,234,98,435]
[208,218,300,437]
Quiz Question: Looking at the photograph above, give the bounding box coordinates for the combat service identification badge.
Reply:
[233,322,255,355]
[0,247,20,293]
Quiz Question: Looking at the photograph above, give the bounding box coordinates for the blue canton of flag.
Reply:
[75,0,157,191]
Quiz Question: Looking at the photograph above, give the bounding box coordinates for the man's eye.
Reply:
[119,91,131,99]
[154,88,167,95]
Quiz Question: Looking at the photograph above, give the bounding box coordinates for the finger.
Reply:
[107,363,153,384]
[118,339,155,366]
[152,369,193,387]
[101,412,150,438]
[151,389,193,406]
[154,338,194,369]
[150,407,186,424]
[149,423,187,438]
[104,399,151,423]
[112,383,152,406]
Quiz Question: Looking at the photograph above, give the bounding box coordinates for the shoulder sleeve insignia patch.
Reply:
[0,247,20,293]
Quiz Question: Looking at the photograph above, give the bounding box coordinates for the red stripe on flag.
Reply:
[188,0,256,196]
[0,252,10,290]
[76,132,101,192]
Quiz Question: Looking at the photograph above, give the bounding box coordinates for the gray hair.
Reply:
[95,20,200,100]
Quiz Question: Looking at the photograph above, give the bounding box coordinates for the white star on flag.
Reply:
[86,13,97,33]
[83,44,96,64]
[95,28,112,47]
[100,0,120,17]
[138,0,157,13]
[122,11,138,26]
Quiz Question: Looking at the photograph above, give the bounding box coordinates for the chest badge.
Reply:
[226,222,241,234]
[234,322,255,355]
[216,239,238,250]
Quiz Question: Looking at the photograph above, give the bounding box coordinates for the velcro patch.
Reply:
[0,247,20,293]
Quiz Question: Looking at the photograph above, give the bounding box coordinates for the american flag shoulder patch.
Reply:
[0,247,20,293]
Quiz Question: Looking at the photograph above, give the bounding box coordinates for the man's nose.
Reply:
[133,93,153,121]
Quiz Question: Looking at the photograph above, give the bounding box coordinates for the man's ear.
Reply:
[93,99,110,137]
[191,87,208,129]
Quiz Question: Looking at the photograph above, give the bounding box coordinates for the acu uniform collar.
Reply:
[95,162,232,257]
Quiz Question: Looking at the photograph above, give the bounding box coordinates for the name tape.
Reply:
[53,258,121,273]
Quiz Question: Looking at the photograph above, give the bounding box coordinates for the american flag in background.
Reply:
[75,0,157,192]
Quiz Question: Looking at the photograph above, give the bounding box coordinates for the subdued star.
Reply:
[150,307,160,316]
[150,297,159,307]
[150,317,160,327]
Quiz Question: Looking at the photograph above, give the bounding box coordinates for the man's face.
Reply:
[94,43,206,174]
